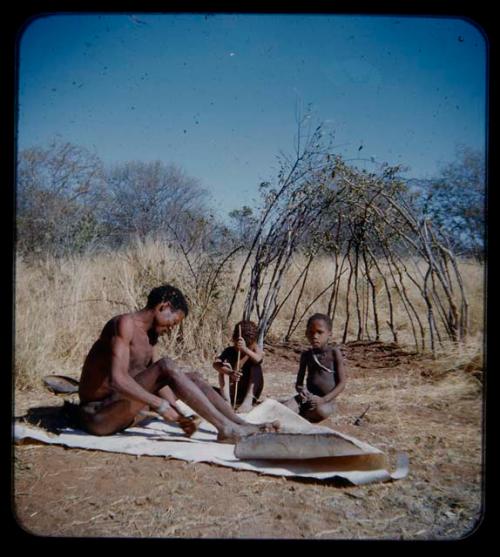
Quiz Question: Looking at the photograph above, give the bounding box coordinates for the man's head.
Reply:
[305,313,332,349]
[146,284,189,335]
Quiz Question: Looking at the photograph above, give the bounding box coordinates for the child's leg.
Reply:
[301,400,336,423]
[236,365,263,413]
[218,372,231,404]
[237,382,256,413]
[282,394,302,414]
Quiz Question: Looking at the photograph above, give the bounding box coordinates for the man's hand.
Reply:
[177,415,199,437]
[158,402,183,424]
[158,402,199,437]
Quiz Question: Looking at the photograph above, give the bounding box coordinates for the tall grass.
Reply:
[14,238,485,389]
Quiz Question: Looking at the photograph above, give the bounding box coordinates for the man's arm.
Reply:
[322,347,347,403]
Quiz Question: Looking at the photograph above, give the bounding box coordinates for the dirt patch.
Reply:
[13,341,484,539]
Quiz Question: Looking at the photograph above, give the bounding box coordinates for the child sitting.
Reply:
[284,313,347,423]
[213,320,264,413]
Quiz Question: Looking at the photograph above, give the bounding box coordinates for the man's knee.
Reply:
[157,357,182,380]
[88,423,115,436]
[80,414,121,436]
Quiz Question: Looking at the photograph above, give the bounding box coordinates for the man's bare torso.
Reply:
[79,314,155,403]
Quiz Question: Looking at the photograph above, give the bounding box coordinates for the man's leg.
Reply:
[186,371,276,428]
[157,385,178,405]
[79,364,165,436]
[79,361,235,437]
[149,359,281,440]
[150,359,275,441]
[81,358,279,440]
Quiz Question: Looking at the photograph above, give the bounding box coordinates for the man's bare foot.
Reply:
[216,422,262,444]
[216,420,281,443]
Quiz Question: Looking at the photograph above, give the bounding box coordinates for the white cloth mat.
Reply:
[14,399,408,485]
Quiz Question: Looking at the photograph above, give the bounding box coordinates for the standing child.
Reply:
[284,313,347,423]
[213,321,264,413]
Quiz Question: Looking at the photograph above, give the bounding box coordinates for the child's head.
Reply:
[305,313,332,349]
[232,320,259,346]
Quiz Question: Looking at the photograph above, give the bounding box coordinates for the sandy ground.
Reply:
[12,341,484,540]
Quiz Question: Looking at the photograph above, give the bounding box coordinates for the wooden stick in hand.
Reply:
[233,324,242,410]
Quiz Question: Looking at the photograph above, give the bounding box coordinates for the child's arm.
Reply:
[213,354,242,384]
[234,337,264,365]
[213,354,236,404]
[295,352,308,394]
[218,367,231,403]
[321,347,347,403]
[213,358,233,374]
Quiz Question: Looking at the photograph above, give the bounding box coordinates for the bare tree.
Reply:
[417,146,485,259]
[17,141,107,256]
[103,160,208,245]
[228,206,258,244]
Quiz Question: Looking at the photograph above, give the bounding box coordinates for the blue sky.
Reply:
[17,13,487,217]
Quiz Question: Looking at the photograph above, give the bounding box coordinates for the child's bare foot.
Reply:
[237,402,253,414]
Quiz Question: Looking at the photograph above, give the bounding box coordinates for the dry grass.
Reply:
[267,253,484,344]
[14,239,484,389]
